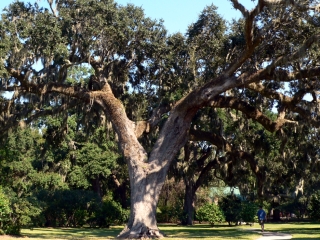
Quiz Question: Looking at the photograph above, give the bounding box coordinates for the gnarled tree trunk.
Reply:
[116,166,167,239]
[94,73,234,238]
[95,82,196,238]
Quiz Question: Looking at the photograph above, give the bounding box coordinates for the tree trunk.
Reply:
[116,182,129,209]
[112,174,129,209]
[273,209,281,221]
[95,82,198,238]
[181,183,195,225]
[91,176,102,199]
[116,164,167,239]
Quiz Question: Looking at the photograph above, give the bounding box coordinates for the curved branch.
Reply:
[239,34,320,86]
[134,104,171,138]
[262,0,320,12]
[246,83,320,127]
[194,157,221,190]
[263,67,320,82]
[229,0,249,17]
[0,99,79,135]
[210,96,296,132]
[189,128,227,150]
[189,127,266,197]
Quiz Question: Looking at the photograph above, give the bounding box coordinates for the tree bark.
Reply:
[96,83,171,238]
[91,176,102,200]
[116,166,166,239]
[112,176,129,209]
[95,76,231,237]
[182,183,195,225]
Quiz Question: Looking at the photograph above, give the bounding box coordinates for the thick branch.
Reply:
[229,0,249,17]
[238,34,320,86]
[210,96,296,132]
[189,128,227,150]
[262,0,320,11]
[189,128,265,197]
[0,99,79,135]
[246,83,320,127]
[194,157,221,190]
[134,104,171,138]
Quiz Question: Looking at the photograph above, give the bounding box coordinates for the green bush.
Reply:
[36,189,100,227]
[219,195,242,225]
[308,191,320,221]
[240,201,257,223]
[0,187,11,223]
[196,203,225,226]
[157,205,183,223]
[0,187,11,232]
[0,189,41,236]
[2,224,20,236]
[104,198,129,226]
[87,195,129,228]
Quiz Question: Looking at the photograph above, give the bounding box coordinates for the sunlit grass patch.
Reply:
[17,222,320,239]
[255,222,320,240]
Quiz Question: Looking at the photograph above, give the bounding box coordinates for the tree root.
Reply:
[117,224,166,239]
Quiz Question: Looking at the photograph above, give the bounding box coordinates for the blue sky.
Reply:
[0,0,257,34]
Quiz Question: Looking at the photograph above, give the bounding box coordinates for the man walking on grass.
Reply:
[257,206,266,232]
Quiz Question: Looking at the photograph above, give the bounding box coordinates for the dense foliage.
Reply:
[196,203,225,226]
[309,191,320,221]
[0,187,11,234]
[1,0,320,237]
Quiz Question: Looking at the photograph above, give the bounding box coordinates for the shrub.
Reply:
[240,201,257,223]
[308,191,320,221]
[196,203,225,226]
[88,195,129,228]
[0,187,11,232]
[0,187,11,222]
[1,189,41,236]
[157,205,183,223]
[36,189,100,227]
[219,195,242,225]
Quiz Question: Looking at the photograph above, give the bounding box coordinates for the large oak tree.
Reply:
[2,0,320,238]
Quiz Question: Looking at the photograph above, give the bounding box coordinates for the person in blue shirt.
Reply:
[257,206,266,232]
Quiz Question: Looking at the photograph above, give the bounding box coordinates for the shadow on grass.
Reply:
[160,224,259,239]
[21,223,320,239]
[21,224,259,239]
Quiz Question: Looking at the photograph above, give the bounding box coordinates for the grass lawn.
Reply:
[259,222,320,240]
[1,222,317,239]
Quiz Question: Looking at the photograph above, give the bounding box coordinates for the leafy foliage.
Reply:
[2,0,320,237]
[240,201,258,223]
[35,189,100,227]
[157,179,185,223]
[308,191,320,221]
[219,195,242,225]
[0,187,11,232]
[196,203,225,226]
[88,193,129,228]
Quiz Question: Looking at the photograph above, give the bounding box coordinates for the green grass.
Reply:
[160,224,259,240]
[21,226,123,239]
[20,224,259,240]
[12,222,320,239]
[257,222,320,240]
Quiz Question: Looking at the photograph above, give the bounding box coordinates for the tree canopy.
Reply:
[1,0,320,238]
